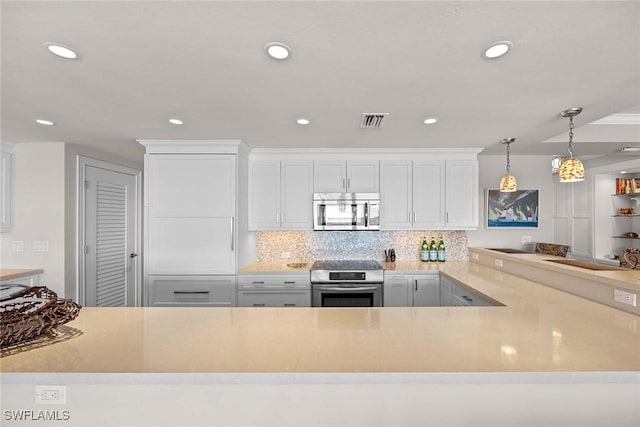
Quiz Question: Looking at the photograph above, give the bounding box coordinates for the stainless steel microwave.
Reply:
[313,193,380,231]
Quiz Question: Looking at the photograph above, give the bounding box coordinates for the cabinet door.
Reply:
[413,161,445,228]
[281,160,313,229]
[148,275,236,307]
[445,160,478,228]
[149,217,234,274]
[248,160,280,230]
[440,275,453,306]
[414,274,440,306]
[383,275,412,306]
[347,160,379,192]
[148,154,235,217]
[0,151,13,232]
[314,161,346,192]
[380,161,412,230]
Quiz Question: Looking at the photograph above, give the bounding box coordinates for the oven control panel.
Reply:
[329,272,366,281]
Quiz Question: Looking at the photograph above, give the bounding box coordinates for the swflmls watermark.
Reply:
[4,409,71,422]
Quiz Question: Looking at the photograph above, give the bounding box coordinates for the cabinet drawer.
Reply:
[238,290,311,307]
[148,275,236,307]
[453,284,493,306]
[237,275,310,289]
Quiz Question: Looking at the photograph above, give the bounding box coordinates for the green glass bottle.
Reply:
[421,237,429,262]
[429,237,437,262]
[437,236,446,262]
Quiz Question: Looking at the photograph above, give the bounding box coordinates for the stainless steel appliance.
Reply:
[313,193,380,231]
[310,260,383,307]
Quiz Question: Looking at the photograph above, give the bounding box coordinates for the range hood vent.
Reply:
[360,113,389,129]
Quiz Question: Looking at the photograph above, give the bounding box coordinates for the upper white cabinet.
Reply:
[444,160,478,228]
[147,153,236,275]
[314,159,379,193]
[0,142,14,232]
[249,158,313,230]
[381,156,478,230]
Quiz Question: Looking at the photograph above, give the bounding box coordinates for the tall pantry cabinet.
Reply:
[138,140,249,307]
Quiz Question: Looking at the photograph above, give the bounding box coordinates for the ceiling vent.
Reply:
[360,113,389,129]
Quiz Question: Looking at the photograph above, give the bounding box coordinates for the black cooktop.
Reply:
[311,260,383,271]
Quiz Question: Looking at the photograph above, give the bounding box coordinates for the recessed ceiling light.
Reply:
[621,146,640,152]
[43,42,78,59]
[423,118,438,125]
[265,42,291,60]
[482,41,513,59]
[35,119,55,126]
[169,118,184,125]
[620,171,628,174]
[296,118,310,125]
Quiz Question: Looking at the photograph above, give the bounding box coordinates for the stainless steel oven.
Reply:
[310,260,383,307]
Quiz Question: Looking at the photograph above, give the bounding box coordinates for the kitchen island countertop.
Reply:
[2,261,639,374]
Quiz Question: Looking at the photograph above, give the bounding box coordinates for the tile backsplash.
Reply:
[256,231,468,261]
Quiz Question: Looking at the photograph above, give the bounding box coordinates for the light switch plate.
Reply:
[12,240,24,252]
[522,235,532,244]
[33,240,49,252]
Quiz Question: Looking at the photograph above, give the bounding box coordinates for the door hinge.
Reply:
[84,245,89,254]
[84,180,89,189]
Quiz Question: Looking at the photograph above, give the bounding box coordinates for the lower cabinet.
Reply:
[383,273,440,306]
[414,274,441,306]
[147,275,236,307]
[237,274,311,307]
[441,274,494,307]
[238,290,310,307]
[0,273,40,287]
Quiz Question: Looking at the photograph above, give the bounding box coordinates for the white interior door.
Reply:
[83,163,139,306]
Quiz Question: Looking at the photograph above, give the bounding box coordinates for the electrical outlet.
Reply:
[281,252,291,259]
[472,253,479,260]
[12,240,24,252]
[522,235,532,244]
[35,385,67,404]
[494,259,503,268]
[613,289,637,307]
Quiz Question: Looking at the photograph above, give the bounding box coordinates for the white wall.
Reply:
[0,143,67,295]
[0,142,143,299]
[467,155,555,250]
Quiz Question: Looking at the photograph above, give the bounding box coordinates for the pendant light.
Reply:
[558,107,585,182]
[499,138,517,192]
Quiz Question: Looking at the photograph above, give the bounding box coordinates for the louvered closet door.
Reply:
[85,165,137,306]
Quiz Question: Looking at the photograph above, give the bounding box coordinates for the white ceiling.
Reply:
[2,0,639,164]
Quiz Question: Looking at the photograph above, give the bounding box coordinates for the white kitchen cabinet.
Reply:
[383,272,440,306]
[0,143,14,232]
[413,161,445,228]
[140,140,244,307]
[248,159,313,230]
[381,158,475,230]
[441,274,494,307]
[314,159,379,193]
[146,154,236,275]
[148,275,236,307]
[237,274,311,307]
[440,274,453,306]
[445,160,479,228]
[413,274,441,306]
[379,161,413,229]
[383,274,413,306]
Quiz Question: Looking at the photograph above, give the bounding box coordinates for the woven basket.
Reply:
[620,248,640,270]
[0,286,82,347]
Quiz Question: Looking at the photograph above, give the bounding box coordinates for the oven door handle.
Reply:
[315,286,379,292]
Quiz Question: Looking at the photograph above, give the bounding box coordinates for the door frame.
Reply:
[77,156,143,306]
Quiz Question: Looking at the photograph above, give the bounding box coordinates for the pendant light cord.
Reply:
[506,142,511,173]
[567,115,575,158]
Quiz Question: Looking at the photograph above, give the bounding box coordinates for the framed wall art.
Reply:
[486,189,539,228]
